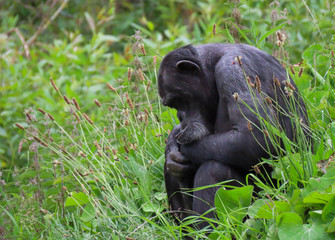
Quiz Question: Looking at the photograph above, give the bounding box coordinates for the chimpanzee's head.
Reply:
[158,45,218,144]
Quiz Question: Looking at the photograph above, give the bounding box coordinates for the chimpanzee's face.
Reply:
[158,57,215,144]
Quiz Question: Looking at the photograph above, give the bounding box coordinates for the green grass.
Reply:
[0,0,334,239]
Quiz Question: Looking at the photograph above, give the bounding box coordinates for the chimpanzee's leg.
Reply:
[164,161,194,220]
[192,160,245,229]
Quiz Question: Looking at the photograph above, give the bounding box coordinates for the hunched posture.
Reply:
[158,44,308,229]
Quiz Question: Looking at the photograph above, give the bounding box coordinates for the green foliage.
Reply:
[0,0,334,239]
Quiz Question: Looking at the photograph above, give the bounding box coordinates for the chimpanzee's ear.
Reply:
[176,60,200,72]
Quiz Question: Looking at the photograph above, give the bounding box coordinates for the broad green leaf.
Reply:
[303,191,333,204]
[276,212,303,226]
[80,203,96,222]
[215,186,253,222]
[278,212,333,240]
[322,195,335,222]
[65,192,90,207]
[256,201,290,219]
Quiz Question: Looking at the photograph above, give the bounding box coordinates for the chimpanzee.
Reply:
[158,44,309,229]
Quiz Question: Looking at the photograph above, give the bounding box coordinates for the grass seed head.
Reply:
[33,136,48,147]
[290,65,295,75]
[124,145,129,154]
[247,121,253,131]
[146,81,151,91]
[247,76,255,88]
[139,43,146,55]
[15,123,25,130]
[73,112,80,122]
[72,97,80,111]
[235,56,243,66]
[285,80,296,91]
[125,93,134,109]
[106,82,117,92]
[298,67,304,77]
[265,97,272,106]
[253,165,261,174]
[263,130,269,137]
[255,75,261,93]
[233,92,239,101]
[26,112,33,122]
[128,67,133,81]
[273,77,281,87]
[83,113,94,125]
[138,69,145,82]
[50,77,60,93]
[124,119,129,126]
[47,113,55,121]
[94,99,102,108]
[94,141,101,150]
[63,95,71,105]
[78,151,87,157]
[38,108,46,115]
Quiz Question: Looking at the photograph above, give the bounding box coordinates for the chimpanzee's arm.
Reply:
[179,51,278,171]
[179,100,272,171]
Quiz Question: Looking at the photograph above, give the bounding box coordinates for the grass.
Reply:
[0,0,334,239]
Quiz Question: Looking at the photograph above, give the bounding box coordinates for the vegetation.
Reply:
[0,0,334,239]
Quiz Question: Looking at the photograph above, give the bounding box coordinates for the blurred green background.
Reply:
[0,0,334,239]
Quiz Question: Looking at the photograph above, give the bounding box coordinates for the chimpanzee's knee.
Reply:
[192,161,245,228]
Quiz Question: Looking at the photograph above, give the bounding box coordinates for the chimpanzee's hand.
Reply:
[165,125,196,182]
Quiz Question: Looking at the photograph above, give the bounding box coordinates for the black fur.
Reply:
[158,44,309,229]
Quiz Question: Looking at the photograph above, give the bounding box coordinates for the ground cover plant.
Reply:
[0,0,334,239]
